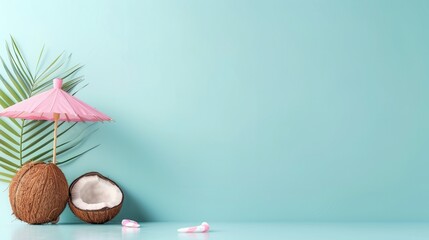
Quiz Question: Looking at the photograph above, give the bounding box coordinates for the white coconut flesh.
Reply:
[71,175,122,210]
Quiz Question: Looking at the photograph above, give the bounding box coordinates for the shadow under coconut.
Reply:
[12,224,64,240]
[115,188,153,223]
[14,224,123,240]
[71,225,122,240]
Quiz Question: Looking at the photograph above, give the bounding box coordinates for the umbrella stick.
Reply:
[53,113,59,164]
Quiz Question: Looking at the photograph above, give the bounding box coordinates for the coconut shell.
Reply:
[69,172,123,224]
[9,162,69,224]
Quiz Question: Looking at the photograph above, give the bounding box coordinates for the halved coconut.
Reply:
[69,172,123,224]
[9,162,69,224]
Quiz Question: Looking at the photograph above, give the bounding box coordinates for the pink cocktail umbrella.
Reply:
[0,78,111,164]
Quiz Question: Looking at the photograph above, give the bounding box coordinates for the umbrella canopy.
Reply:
[0,78,111,164]
[0,78,111,122]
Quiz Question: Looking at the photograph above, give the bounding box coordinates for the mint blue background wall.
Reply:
[0,0,429,223]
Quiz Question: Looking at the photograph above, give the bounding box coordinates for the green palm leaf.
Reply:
[0,37,99,183]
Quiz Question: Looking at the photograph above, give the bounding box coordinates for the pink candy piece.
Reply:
[177,222,210,233]
[121,219,140,228]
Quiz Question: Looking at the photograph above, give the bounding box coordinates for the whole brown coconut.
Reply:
[69,172,123,224]
[9,162,69,224]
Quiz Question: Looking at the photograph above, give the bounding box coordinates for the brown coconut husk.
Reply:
[69,172,124,224]
[9,162,69,224]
